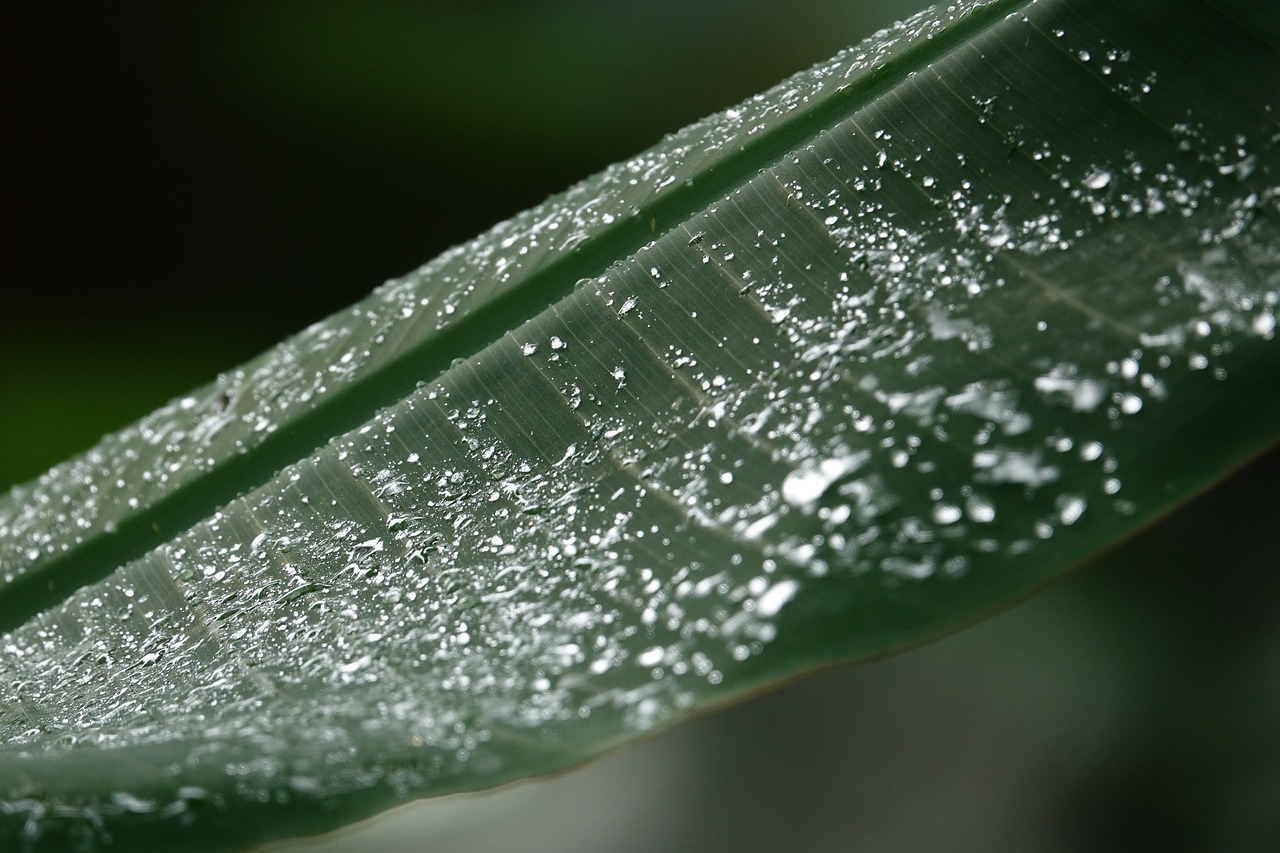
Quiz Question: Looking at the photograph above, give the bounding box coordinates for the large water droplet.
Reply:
[781,451,869,511]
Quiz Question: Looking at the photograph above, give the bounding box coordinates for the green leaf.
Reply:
[4,0,1280,849]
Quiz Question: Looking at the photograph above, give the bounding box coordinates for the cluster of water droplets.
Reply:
[4,0,1280,846]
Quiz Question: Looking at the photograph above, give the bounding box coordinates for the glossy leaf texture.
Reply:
[4,0,1280,849]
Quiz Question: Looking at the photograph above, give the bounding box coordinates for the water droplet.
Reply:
[931,503,963,525]
[781,451,869,511]
[946,381,1031,434]
[1056,494,1087,525]
[965,494,996,523]
[1080,441,1104,461]
[973,448,1059,487]
[336,654,372,675]
[1118,393,1143,415]
[756,579,799,617]
[881,556,935,579]
[1034,365,1107,412]
[1084,168,1111,190]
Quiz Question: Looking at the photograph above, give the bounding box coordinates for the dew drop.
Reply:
[1084,168,1111,190]
[1056,494,1087,525]
[756,579,799,617]
[881,556,935,579]
[931,502,963,525]
[781,452,869,511]
[965,494,997,523]
[1034,366,1107,412]
[973,448,1059,486]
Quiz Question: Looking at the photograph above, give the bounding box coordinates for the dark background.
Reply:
[3,3,1279,851]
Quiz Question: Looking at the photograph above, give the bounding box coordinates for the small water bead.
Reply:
[965,494,997,523]
[931,503,963,525]
[1083,169,1111,190]
[1117,393,1144,415]
[1056,494,1087,525]
[1034,366,1107,412]
[972,448,1059,487]
[881,556,935,579]
[755,579,799,617]
[780,451,869,511]
[636,647,664,667]
[945,382,1031,435]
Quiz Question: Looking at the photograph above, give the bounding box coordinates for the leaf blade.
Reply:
[4,0,1280,849]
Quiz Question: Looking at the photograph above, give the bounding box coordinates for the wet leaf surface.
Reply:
[3,0,1280,849]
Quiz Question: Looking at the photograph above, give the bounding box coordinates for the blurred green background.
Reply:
[3,2,1278,850]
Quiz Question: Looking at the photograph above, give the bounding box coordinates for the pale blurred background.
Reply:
[3,2,1279,850]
